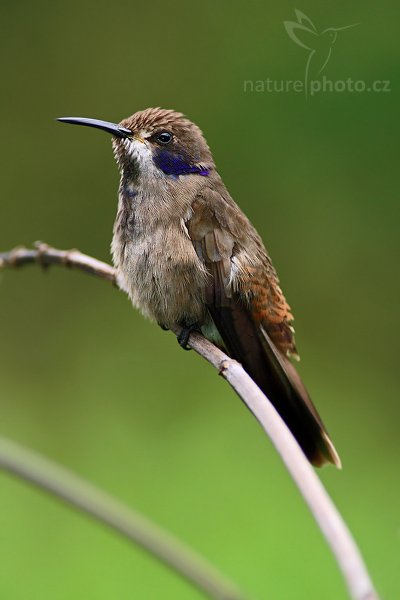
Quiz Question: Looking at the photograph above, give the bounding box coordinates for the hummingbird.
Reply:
[284,9,358,96]
[58,108,341,468]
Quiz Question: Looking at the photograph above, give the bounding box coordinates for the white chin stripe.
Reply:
[122,138,152,165]
[120,137,164,180]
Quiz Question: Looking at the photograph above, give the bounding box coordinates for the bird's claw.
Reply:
[177,323,199,351]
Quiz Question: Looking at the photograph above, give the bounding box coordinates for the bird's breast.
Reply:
[112,210,209,328]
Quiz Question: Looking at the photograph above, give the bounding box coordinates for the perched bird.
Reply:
[58,108,340,468]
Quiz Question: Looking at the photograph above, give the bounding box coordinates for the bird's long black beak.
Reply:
[57,117,131,139]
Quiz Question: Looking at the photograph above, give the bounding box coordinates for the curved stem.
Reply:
[180,333,378,600]
[0,437,247,600]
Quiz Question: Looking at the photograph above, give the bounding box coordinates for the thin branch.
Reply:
[0,243,380,600]
[0,437,246,600]
[0,242,117,282]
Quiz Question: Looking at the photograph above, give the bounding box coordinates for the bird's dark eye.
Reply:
[155,131,173,145]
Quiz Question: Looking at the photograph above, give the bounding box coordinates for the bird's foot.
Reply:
[177,323,199,351]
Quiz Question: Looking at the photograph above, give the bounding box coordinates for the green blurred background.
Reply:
[0,1,398,598]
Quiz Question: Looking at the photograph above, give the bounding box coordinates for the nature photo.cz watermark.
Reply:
[244,77,391,96]
[244,9,391,98]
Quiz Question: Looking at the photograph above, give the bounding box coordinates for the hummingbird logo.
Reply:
[284,10,358,98]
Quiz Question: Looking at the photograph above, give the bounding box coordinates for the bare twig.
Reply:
[0,242,116,282]
[0,243,380,600]
[0,437,246,600]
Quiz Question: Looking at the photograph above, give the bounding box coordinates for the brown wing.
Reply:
[187,187,340,468]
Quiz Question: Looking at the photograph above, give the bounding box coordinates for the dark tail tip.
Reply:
[312,432,342,469]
